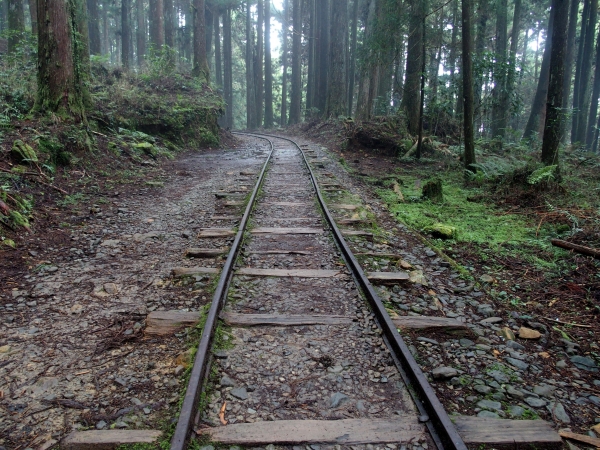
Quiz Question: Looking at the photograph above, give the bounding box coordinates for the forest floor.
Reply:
[0,116,599,448]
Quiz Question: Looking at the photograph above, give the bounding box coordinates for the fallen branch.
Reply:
[542,317,592,328]
[0,166,68,195]
[551,239,600,259]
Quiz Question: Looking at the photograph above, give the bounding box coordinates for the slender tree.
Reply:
[164,0,175,48]
[561,0,579,126]
[223,7,233,127]
[490,0,508,138]
[280,0,289,125]
[246,1,256,128]
[214,9,223,87]
[264,0,274,127]
[255,0,264,126]
[28,0,36,35]
[347,0,358,116]
[325,0,348,117]
[192,0,209,81]
[402,0,425,135]
[315,0,329,115]
[87,0,101,54]
[122,0,131,69]
[541,0,569,165]
[136,0,145,66]
[585,25,600,149]
[7,0,25,53]
[462,0,476,168]
[149,0,164,48]
[289,0,302,124]
[306,0,316,114]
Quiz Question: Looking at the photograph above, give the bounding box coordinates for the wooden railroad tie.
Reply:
[197,228,236,238]
[185,248,227,258]
[171,267,220,277]
[220,312,354,327]
[250,227,324,235]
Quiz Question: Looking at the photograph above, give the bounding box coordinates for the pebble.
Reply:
[220,376,235,387]
[508,405,525,417]
[525,397,547,408]
[570,356,598,372]
[477,399,502,411]
[431,367,458,380]
[330,392,349,408]
[548,402,570,423]
[477,410,500,418]
[505,357,529,371]
[230,387,248,400]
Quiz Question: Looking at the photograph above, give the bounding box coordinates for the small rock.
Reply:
[96,420,107,429]
[431,367,458,380]
[505,357,529,371]
[500,327,516,340]
[556,360,568,369]
[230,387,248,400]
[220,376,235,387]
[548,402,570,423]
[477,410,500,419]
[480,317,502,324]
[518,327,541,340]
[131,398,142,406]
[533,385,556,398]
[570,355,598,372]
[143,407,151,414]
[525,397,547,408]
[104,283,119,295]
[508,405,525,418]
[480,275,494,283]
[174,365,185,376]
[477,399,502,411]
[505,385,524,399]
[69,304,84,314]
[506,340,525,351]
[0,345,11,353]
[474,385,492,394]
[330,392,349,408]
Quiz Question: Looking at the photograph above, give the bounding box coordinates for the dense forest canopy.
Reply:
[0,0,599,164]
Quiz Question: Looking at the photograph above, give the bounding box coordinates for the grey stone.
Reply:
[330,392,349,408]
[199,446,215,450]
[131,398,142,406]
[417,337,440,345]
[480,317,502,324]
[570,355,598,372]
[505,357,529,371]
[425,250,436,257]
[506,341,525,351]
[533,385,556,398]
[220,376,235,387]
[477,399,502,411]
[230,387,248,400]
[488,370,510,384]
[508,405,525,418]
[431,367,458,380]
[525,397,547,408]
[459,339,474,348]
[96,421,107,429]
[589,396,600,406]
[556,360,568,369]
[474,385,492,394]
[547,402,570,423]
[505,385,525,399]
[477,410,500,419]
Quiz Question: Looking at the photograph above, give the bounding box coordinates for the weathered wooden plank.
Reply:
[145,311,200,335]
[215,192,246,199]
[393,316,468,331]
[559,431,600,447]
[220,312,354,327]
[202,418,424,445]
[61,430,162,450]
[172,267,220,277]
[236,268,341,278]
[211,215,239,220]
[225,201,245,207]
[263,202,310,207]
[248,250,312,255]
[197,228,236,238]
[453,416,562,447]
[240,171,258,176]
[342,230,373,237]
[185,248,227,258]
[331,204,359,210]
[367,271,410,283]
[251,227,324,235]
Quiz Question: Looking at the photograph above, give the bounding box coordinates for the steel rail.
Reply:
[170,136,274,450]
[240,132,468,450]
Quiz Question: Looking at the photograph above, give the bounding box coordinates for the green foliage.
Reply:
[38,137,71,167]
[527,165,558,185]
[56,192,87,207]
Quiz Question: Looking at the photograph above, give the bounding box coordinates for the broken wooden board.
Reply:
[247,250,311,255]
[240,171,257,176]
[342,230,374,240]
[263,202,310,207]
[392,316,468,332]
[251,227,324,235]
[453,416,562,447]
[61,430,162,450]
[338,218,368,225]
[202,417,424,445]
[225,201,245,206]
[185,248,227,258]
[145,311,200,335]
[367,271,410,284]
[331,204,359,210]
[236,268,341,278]
[197,228,236,238]
[559,430,600,448]
[220,312,354,327]
[215,192,246,199]
[211,215,239,221]
[355,252,404,259]
[172,267,220,277]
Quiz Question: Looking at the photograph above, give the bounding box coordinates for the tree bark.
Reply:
[573,0,598,144]
[164,0,174,48]
[474,0,489,117]
[255,0,264,126]
[34,0,89,120]
[122,0,131,69]
[102,0,109,55]
[192,0,209,81]
[264,0,274,127]
[205,4,212,60]
[402,0,424,135]
[246,1,256,128]
[214,9,222,87]
[149,0,164,49]
[7,0,25,52]
[306,0,315,114]
[315,0,330,115]
[325,0,348,118]
[462,0,476,168]
[223,7,233,128]
[280,0,289,126]
[541,0,569,165]
[560,0,579,133]
[87,0,100,54]
[28,0,36,35]
[347,0,358,116]
[523,2,555,141]
[490,0,508,138]
[289,0,302,124]
[585,25,600,149]
[136,0,145,66]
[355,0,375,120]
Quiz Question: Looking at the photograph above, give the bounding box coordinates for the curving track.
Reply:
[170,133,466,450]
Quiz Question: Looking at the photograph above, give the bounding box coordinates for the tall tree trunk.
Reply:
[192,0,209,81]
[280,0,289,125]
[573,0,598,144]
[205,4,212,59]
[214,9,222,87]
[1,0,7,32]
[122,0,131,69]
[223,7,233,128]
[87,0,101,54]
[289,0,302,124]
[246,1,256,128]
[102,0,109,55]
[402,0,424,135]
[35,0,89,119]
[523,3,555,141]
[585,26,600,149]
[503,0,522,134]
[325,0,348,118]
[448,0,458,112]
[164,0,174,47]
[347,0,358,116]
[474,0,489,117]
[149,0,164,49]
[571,0,589,142]
[306,0,315,114]
[355,0,375,120]
[264,0,274,128]
[315,0,329,115]
[7,0,25,52]
[561,0,579,127]
[255,0,264,126]
[136,0,145,66]
[28,0,36,35]
[541,0,569,165]
[490,0,508,138]
[462,0,476,168]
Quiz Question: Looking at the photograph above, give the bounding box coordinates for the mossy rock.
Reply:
[422,178,443,203]
[423,223,457,239]
[133,142,157,157]
[12,140,38,164]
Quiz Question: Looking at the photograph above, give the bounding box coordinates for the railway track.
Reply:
[61,133,562,450]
